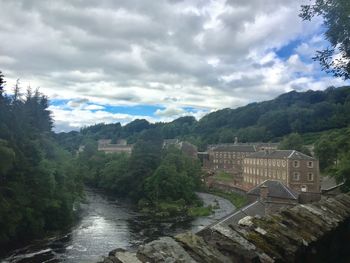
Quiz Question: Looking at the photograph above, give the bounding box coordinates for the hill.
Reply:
[56,86,350,151]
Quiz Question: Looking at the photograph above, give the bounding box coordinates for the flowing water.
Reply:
[1,188,235,263]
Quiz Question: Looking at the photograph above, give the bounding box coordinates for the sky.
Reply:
[0,0,348,132]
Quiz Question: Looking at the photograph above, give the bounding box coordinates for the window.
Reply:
[293,172,300,181]
[277,160,280,167]
[282,171,287,180]
[293,160,300,168]
[282,160,286,167]
[301,185,307,192]
[307,161,314,168]
[272,160,276,166]
[308,172,314,181]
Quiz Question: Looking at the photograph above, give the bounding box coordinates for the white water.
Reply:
[1,189,235,263]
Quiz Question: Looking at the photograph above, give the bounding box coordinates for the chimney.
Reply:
[260,184,269,201]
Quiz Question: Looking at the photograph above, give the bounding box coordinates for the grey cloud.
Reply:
[0,0,338,129]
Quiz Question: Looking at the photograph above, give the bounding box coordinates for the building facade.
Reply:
[243,150,320,193]
[204,144,257,172]
[98,139,133,154]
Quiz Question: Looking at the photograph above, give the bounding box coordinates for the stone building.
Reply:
[204,144,256,172]
[97,139,133,154]
[201,144,256,186]
[247,180,299,213]
[243,150,320,193]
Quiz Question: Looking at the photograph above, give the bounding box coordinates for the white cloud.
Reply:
[49,105,157,132]
[0,0,348,131]
[83,104,105,110]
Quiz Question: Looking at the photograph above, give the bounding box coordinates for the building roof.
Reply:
[210,200,266,228]
[321,176,344,191]
[209,144,256,153]
[247,180,299,200]
[246,150,315,160]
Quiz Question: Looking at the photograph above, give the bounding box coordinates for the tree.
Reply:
[300,0,350,79]
[279,133,311,156]
[0,71,5,96]
[314,137,337,170]
[334,152,350,191]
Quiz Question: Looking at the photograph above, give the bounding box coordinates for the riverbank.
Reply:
[207,189,248,208]
[1,188,235,263]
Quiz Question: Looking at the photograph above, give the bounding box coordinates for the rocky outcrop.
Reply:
[137,237,196,263]
[101,193,350,263]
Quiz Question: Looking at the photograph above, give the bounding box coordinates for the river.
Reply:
[1,188,235,263]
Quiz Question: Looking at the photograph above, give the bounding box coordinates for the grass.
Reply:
[213,172,234,182]
[138,198,214,219]
[187,205,213,217]
[208,189,248,209]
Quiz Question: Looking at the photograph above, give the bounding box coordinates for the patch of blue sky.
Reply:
[50,99,70,107]
[103,105,161,116]
[275,39,303,59]
[49,99,206,118]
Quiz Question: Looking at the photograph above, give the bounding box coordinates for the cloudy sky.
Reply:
[0,0,348,132]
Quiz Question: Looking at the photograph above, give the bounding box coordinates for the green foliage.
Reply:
[314,137,338,170]
[314,127,350,190]
[335,152,350,191]
[56,86,350,151]
[0,75,82,248]
[208,189,247,209]
[0,70,5,96]
[187,205,213,217]
[213,171,234,182]
[144,146,202,204]
[300,0,350,79]
[279,133,311,155]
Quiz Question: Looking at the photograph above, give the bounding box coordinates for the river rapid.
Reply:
[1,188,235,263]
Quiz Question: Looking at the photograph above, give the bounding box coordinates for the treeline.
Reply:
[314,127,350,190]
[57,86,350,152]
[196,86,350,144]
[0,72,83,250]
[76,129,204,217]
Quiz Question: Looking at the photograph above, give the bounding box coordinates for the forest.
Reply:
[0,73,83,250]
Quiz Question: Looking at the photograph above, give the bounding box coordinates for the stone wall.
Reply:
[101,193,350,263]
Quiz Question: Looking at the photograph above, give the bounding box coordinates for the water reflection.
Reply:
[1,189,235,263]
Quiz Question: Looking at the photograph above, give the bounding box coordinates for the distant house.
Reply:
[202,141,278,175]
[203,144,256,186]
[247,180,299,212]
[97,139,133,154]
[243,150,320,194]
[163,139,198,159]
[205,144,257,172]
